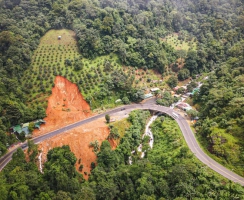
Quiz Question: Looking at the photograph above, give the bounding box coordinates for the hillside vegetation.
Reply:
[0,0,244,198]
[1,113,244,199]
[162,33,197,51]
[24,28,169,110]
[193,45,244,175]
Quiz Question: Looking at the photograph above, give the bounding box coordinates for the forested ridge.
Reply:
[0,0,244,198]
[193,39,244,175]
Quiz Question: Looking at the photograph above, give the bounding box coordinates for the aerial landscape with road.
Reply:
[2,100,244,186]
[0,0,244,199]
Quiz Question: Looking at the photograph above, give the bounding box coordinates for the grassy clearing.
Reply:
[162,33,197,51]
[125,67,166,90]
[23,29,168,109]
[111,118,131,140]
[193,125,244,177]
[22,29,123,108]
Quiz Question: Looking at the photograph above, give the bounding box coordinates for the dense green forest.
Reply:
[193,40,244,175]
[1,111,244,199]
[0,0,244,198]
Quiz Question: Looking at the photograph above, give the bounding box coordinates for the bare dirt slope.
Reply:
[33,76,91,137]
[33,76,112,179]
[38,118,110,180]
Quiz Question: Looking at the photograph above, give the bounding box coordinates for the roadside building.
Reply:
[150,88,160,92]
[10,119,46,136]
[34,119,46,129]
[173,94,181,98]
[174,86,187,92]
[181,86,187,90]
[22,123,30,135]
[115,99,122,103]
[192,88,199,94]
[12,125,22,134]
[176,102,192,111]
[185,92,192,97]
[143,93,153,99]
[173,86,180,91]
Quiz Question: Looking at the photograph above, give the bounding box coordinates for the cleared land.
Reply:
[162,33,197,51]
[23,29,167,109]
[23,29,124,108]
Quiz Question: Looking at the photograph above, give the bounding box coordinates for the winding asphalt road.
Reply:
[1,101,244,186]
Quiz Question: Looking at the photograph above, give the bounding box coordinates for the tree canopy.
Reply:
[0,0,244,198]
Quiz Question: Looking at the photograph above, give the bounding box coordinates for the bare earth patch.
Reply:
[33,76,113,179]
[38,118,110,180]
[33,76,91,137]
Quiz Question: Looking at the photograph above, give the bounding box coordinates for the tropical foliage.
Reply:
[1,114,244,199]
[0,0,243,152]
[0,0,244,198]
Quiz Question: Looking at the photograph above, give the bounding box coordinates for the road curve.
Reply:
[1,102,244,186]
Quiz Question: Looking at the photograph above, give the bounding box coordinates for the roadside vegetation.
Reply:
[0,0,244,198]
[192,49,244,175]
[110,118,131,139]
[1,113,244,199]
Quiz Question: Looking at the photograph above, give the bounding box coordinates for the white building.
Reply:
[150,88,160,92]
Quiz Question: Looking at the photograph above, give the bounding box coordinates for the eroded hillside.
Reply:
[33,76,91,137]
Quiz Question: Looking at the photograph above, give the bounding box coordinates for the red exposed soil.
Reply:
[33,76,91,137]
[33,76,114,179]
[38,118,111,180]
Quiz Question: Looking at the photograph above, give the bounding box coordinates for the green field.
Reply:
[111,118,131,140]
[162,33,197,51]
[23,29,168,109]
[23,29,124,109]
[23,29,78,105]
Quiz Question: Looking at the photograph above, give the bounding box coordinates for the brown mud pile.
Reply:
[33,76,91,137]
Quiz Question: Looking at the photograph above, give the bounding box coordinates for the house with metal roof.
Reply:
[150,88,160,92]
[176,102,192,111]
[143,93,153,99]
[10,119,46,136]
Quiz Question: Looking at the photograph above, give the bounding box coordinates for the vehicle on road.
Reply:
[172,112,179,119]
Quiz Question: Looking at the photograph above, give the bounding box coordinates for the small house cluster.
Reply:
[143,87,161,99]
[173,86,187,91]
[173,82,203,99]
[10,119,46,136]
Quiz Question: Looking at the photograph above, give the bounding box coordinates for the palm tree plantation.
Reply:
[0,0,244,199]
